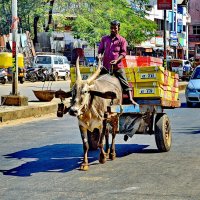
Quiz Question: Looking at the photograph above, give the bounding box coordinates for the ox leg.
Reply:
[105,128,110,157]
[98,119,107,164]
[79,126,89,171]
[109,130,117,160]
[109,118,118,160]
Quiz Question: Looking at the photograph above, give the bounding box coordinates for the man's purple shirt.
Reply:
[98,34,127,70]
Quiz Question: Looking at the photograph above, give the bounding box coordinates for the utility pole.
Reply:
[1,0,28,106]
[12,0,18,95]
[157,0,172,69]
[163,10,167,69]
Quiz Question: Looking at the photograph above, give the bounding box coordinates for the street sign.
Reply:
[157,0,172,10]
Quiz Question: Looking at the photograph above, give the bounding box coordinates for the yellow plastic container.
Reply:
[134,83,173,100]
[134,84,165,98]
[70,67,96,82]
[0,52,24,68]
[171,71,179,88]
[125,67,135,82]
[172,92,179,101]
[170,87,179,101]
[134,66,165,84]
[167,76,174,87]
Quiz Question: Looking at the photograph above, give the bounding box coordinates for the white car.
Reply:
[185,65,200,107]
[34,54,70,80]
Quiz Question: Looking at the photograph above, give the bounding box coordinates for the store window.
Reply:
[193,26,200,35]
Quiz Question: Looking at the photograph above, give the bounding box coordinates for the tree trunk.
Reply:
[33,15,40,45]
[45,0,55,32]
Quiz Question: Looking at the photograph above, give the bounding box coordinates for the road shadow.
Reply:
[191,129,200,134]
[0,143,150,177]
[181,102,200,108]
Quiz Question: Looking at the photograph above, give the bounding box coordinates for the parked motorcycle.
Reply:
[25,67,37,82]
[26,66,55,82]
[45,68,56,81]
[0,68,7,84]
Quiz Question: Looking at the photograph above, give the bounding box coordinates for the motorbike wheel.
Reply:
[8,77,12,82]
[54,73,59,81]
[40,73,46,82]
[48,74,55,81]
[29,73,38,82]
[1,78,6,84]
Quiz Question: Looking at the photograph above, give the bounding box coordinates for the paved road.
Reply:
[0,93,200,200]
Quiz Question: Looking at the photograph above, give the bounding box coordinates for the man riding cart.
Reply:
[54,21,180,171]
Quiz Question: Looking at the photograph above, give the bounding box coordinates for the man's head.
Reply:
[110,20,120,37]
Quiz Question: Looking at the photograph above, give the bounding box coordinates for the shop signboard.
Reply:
[170,39,178,46]
[189,35,200,42]
[157,0,172,10]
[155,37,163,46]
[170,31,178,39]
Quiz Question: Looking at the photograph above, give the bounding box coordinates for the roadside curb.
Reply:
[0,102,58,123]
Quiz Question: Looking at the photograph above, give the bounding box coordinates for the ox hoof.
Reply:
[80,163,89,171]
[106,149,110,158]
[99,153,107,164]
[109,152,116,160]
[57,111,63,118]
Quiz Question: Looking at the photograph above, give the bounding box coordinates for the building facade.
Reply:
[136,0,190,59]
[188,0,200,58]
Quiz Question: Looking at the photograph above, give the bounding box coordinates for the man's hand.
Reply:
[110,60,118,65]
[98,54,102,61]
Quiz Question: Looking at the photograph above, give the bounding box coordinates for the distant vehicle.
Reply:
[0,68,7,84]
[33,54,70,80]
[185,65,200,107]
[167,59,192,80]
[0,52,25,84]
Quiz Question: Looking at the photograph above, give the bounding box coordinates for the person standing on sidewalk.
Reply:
[98,20,137,105]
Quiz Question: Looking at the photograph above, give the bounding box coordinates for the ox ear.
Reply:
[89,90,117,99]
[55,89,72,99]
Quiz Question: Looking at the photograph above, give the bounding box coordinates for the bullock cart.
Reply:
[89,98,180,152]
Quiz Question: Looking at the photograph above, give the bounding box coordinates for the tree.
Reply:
[58,0,157,48]
[0,0,156,48]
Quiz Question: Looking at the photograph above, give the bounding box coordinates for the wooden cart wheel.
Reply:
[155,114,172,152]
[87,129,100,150]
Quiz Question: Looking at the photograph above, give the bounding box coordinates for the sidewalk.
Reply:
[0,82,188,124]
[0,99,60,123]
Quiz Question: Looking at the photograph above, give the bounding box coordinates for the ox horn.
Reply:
[87,60,101,84]
[76,57,82,81]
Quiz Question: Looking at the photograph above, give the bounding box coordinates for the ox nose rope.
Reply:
[109,64,114,75]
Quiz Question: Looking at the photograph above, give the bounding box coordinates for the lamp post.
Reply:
[1,0,28,106]
[163,10,167,68]
[12,0,18,95]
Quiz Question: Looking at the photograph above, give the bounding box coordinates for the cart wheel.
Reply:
[155,114,172,152]
[87,129,100,150]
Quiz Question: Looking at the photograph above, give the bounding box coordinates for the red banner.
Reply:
[157,0,172,10]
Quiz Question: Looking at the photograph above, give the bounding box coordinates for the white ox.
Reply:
[55,59,122,170]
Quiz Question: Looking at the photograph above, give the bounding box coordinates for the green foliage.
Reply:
[0,0,157,47]
[61,0,157,47]
[0,0,50,34]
